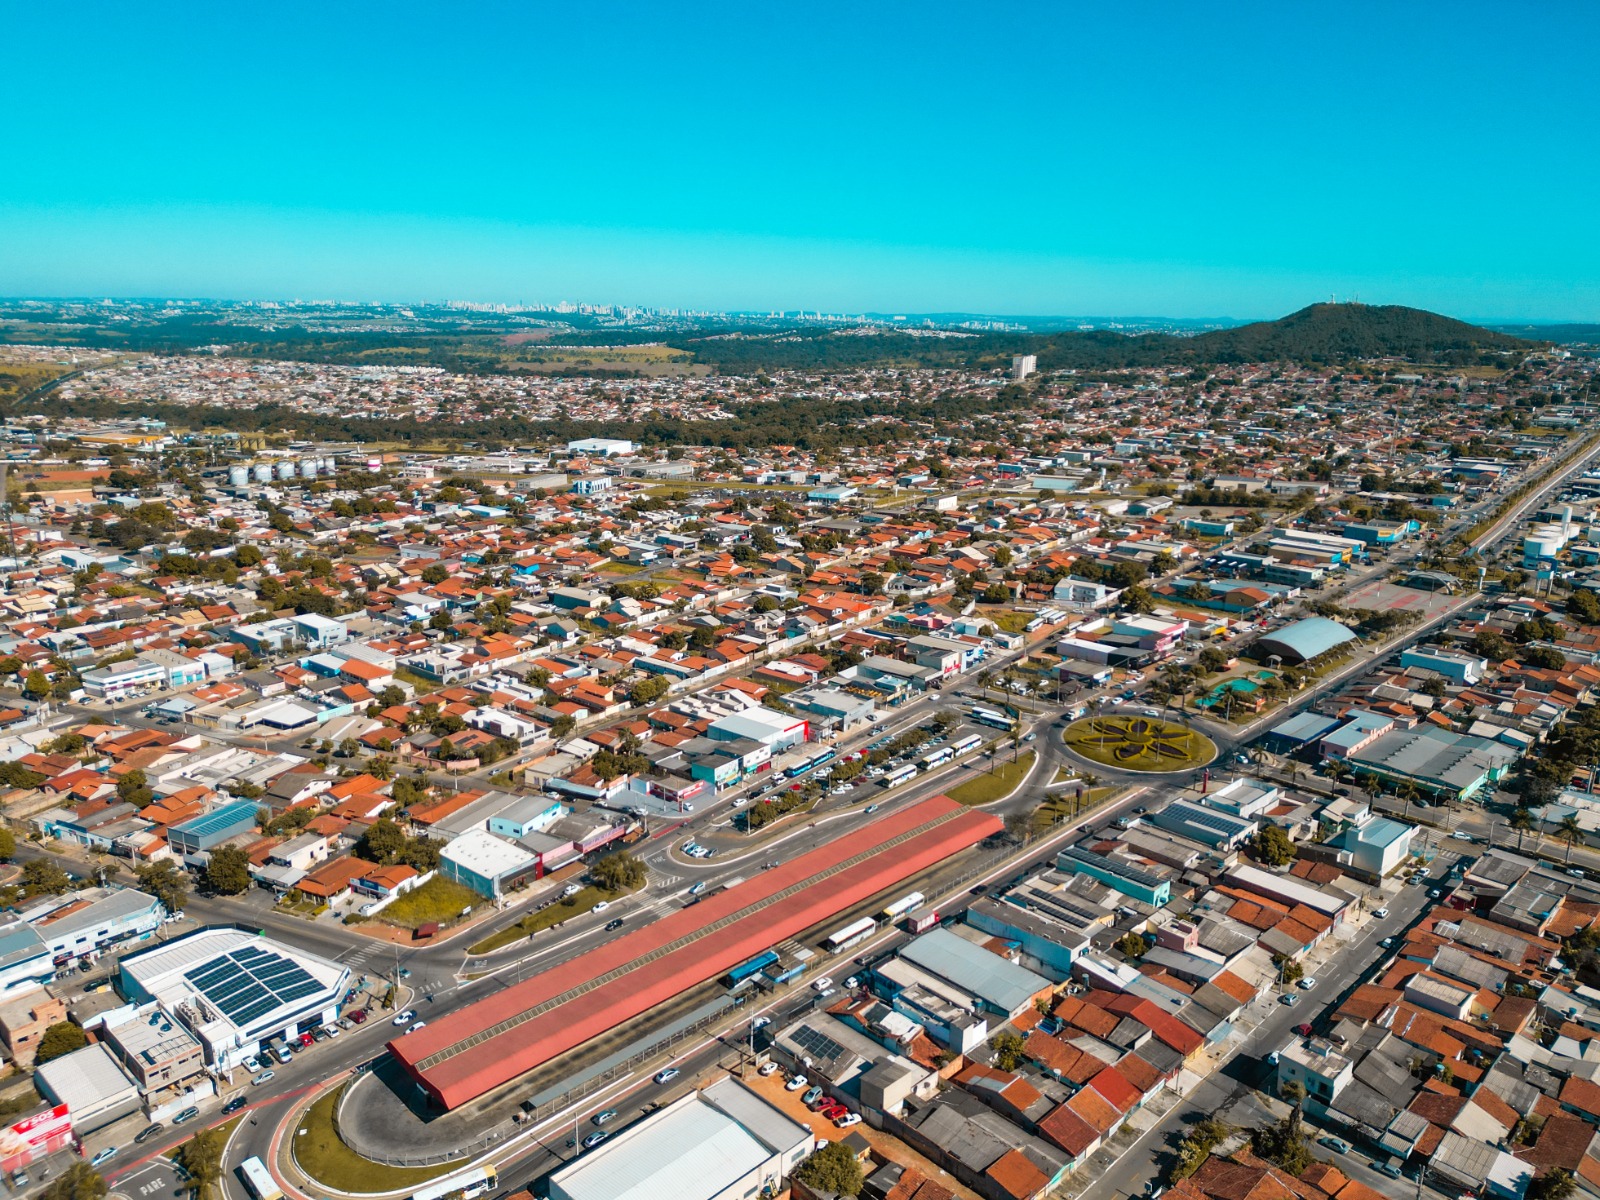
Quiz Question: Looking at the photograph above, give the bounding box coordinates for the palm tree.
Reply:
[1510,806,1536,852]
[1396,781,1419,820]
[1560,814,1585,864]
[1363,775,1384,808]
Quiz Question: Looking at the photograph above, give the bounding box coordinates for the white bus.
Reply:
[822,916,877,954]
[950,734,983,756]
[917,746,954,772]
[970,706,1016,731]
[410,1167,499,1200]
[238,1158,284,1200]
[880,891,926,923]
[880,763,918,788]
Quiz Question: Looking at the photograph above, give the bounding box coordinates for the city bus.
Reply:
[969,706,1016,731]
[784,748,837,779]
[949,734,983,756]
[916,746,954,772]
[410,1167,499,1200]
[880,891,926,923]
[238,1158,284,1200]
[822,916,877,955]
[727,949,780,987]
[880,763,918,788]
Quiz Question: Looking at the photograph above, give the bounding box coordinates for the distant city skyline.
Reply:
[3,1,1597,320]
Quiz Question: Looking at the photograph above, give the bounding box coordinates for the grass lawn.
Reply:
[596,561,646,574]
[376,877,486,930]
[467,883,634,955]
[294,1086,461,1193]
[976,608,1032,635]
[1033,787,1116,835]
[946,752,1035,806]
[1063,715,1216,773]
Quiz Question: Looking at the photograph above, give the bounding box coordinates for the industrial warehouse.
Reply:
[389,794,1002,1110]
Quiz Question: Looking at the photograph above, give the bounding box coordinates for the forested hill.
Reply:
[1180,303,1532,363]
[673,303,1536,372]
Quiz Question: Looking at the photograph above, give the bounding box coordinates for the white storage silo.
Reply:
[228,466,250,487]
[253,463,273,483]
[299,459,319,479]
[276,461,297,481]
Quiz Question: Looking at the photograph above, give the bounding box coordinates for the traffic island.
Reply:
[1061,715,1217,773]
[291,1080,465,1194]
[944,751,1036,806]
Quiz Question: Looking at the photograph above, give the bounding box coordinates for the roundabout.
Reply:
[1061,713,1217,773]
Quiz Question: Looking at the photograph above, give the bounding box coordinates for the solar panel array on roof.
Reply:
[1160,802,1251,836]
[789,1024,846,1065]
[183,945,320,1028]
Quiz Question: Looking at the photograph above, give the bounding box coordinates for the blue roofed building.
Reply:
[1253,617,1358,665]
[1263,711,1341,754]
[166,801,263,857]
[1056,845,1171,907]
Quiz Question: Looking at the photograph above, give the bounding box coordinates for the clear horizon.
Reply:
[3,1,1597,321]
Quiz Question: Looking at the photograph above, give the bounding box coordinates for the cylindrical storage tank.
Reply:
[228,466,250,487]
[367,456,382,472]
[253,463,273,483]
[276,461,296,480]
[300,459,319,479]
[321,456,336,473]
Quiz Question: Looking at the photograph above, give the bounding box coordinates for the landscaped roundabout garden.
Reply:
[1062,714,1217,772]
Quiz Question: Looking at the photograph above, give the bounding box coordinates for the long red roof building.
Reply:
[389,793,1001,1109]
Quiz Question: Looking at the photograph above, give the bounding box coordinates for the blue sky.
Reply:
[3,1,1597,318]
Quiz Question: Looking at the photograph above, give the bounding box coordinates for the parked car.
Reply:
[348,1009,368,1024]
[593,901,611,913]
[1373,907,1389,918]
[834,1113,862,1129]
[1294,1023,1314,1037]
[811,976,834,993]
[1380,937,1394,948]
[758,1062,779,1077]
[90,1148,118,1168]
[134,1123,166,1144]
[1279,994,1299,1007]
[1370,1160,1403,1179]
[752,1015,771,1030]
[582,1131,610,1151]
[392,1010,418,1026]
[173,1106,200,1124]
[1296,977,1316,991]
[591,1109,617,1126]
[1570,868,1587,879]
[786,1074,809,1092]
[252,1070,276,1086]
[1318,1136,1351,1154]
[653,1068,680,1085]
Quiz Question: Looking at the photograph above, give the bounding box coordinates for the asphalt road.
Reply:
[1091,856,1452,1200]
